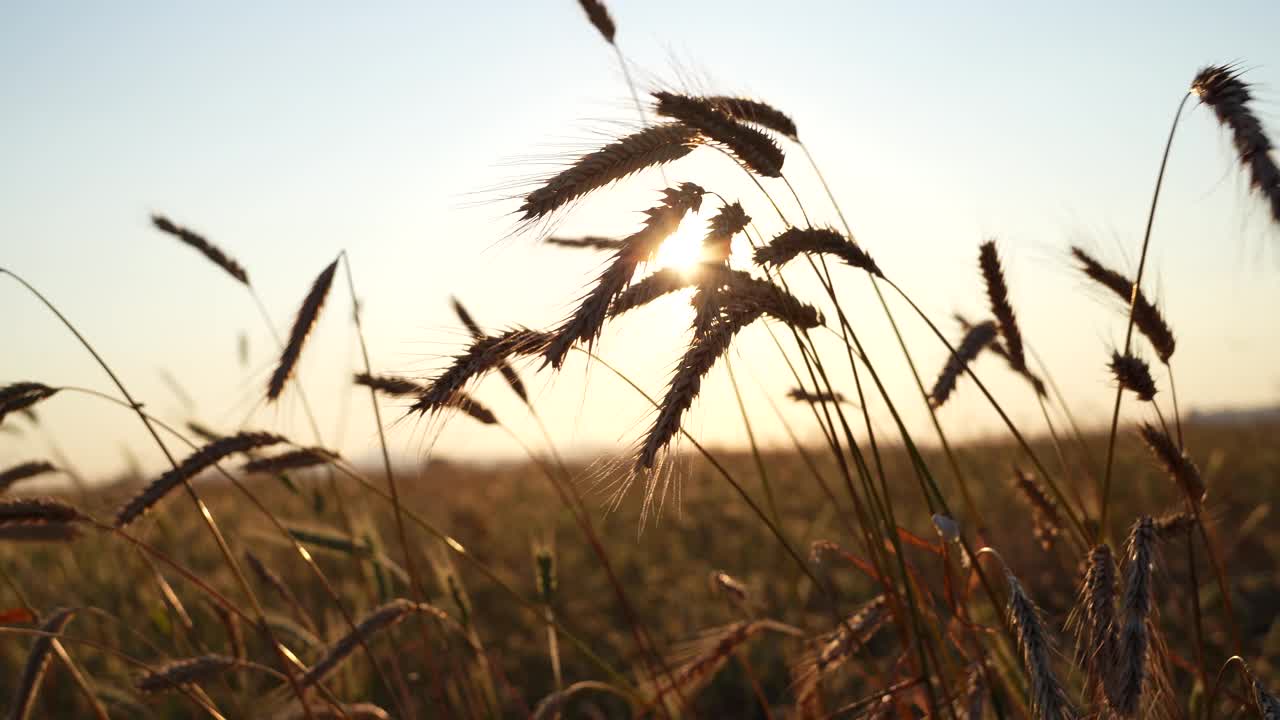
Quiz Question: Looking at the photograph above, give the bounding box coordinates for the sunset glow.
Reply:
[653,214,708,275]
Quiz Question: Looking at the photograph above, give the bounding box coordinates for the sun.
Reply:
[652,213,708,275]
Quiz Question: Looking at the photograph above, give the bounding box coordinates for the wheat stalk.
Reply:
[115,431,286,527]
[786,387,846,404]
[792,595,890,703]
[575,0,616,44]
[545,236,625,250]
[243,447,341,474]
[1106,516,1156,717]
[0,497,82,525]
[1070,247,1175,363]
[608,267,694,318]
[929,321,997,408]
[752,227,882,277]
[519,124,700,221]
[0,462,56,493]
[408,329,552,417]
[544,184,706,368]
[954,313,1046,396]
[1138,423,1206,505]
[268,258,338,401]
[451,297,529,402]
[136,654,239,693]
[1109,352,1157,401]
[0,383,59,425]
[978,240,1027,372]
[1074,544,1118,705]
[1013,466,1063,551]
[0,523,81,542]
[705,96,798,140]
[353,372,425,397]
[653,92,785,177]
[1192,65,1280,225]
[300,599,455,689]
[1152,510,1194,541]
[8,608,77,720]
[151,214,249,286]
[1006,572,1076,719]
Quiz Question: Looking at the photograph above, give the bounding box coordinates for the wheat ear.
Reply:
[268,258,338,401]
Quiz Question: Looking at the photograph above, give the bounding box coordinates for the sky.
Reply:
[2,1,1279,482]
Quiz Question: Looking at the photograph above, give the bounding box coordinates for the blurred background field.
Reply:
[3,418,1276,718]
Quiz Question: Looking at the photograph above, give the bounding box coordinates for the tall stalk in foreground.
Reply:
[1098,92,1190,539]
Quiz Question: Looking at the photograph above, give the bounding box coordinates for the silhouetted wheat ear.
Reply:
[1005,572,1075,720]
[9,607,76,720]
[355,372,426,397]
[787,387,846,404]
[0,383,59,425]
[978,240,1027,372]
[243,447,340,474]
[1075,544,1118,702]
[706,96,798,140]
[1138,422,1206,505]
[929,321,997,408]
[451,296,529,402]
[753,227,883,277]
[576,0,615,43]
[136,654,239,693]
[792,595,890,702]
[0,461,56,493]
[954,312,1046,396]
[637,306,766,472]
[703,268,822,330]
[186,421,223,443]
[653,92,785,177]
[409,329,553,417]
[544,183,706,368]
[545,235,625,250]
[115,431,286,527]
[1013,467,1062,551]
[300,599,452,689]
[1152,510,1194,540]
[151,214,249,286]
[702,201,751,263]
[519,123,700,222]
[449,391,498,425]
[653,620,798,701]
[1107,517,1155,717]
[1192,65,1280,225]
[268,258,338,401]
[0,497,82,525]
[1109,352,1157,401]
[608,267,693,318]
[1070,247,1176,363]
[652,621,761,700]
[0,523,81,542]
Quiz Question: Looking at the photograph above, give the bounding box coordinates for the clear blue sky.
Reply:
[3,1,1278,480]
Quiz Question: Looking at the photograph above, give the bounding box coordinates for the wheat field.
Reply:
[2,2,1280,718]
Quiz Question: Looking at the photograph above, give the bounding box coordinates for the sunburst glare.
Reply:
[653,213,709,276]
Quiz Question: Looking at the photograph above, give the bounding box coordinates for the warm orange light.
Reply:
[653,214,707,276]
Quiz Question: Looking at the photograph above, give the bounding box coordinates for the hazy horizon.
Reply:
[4,1,1279,481]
